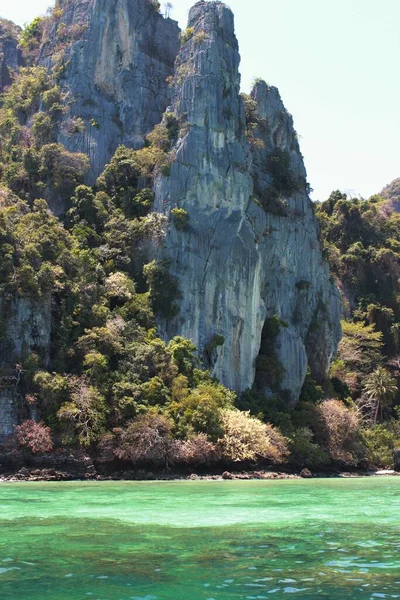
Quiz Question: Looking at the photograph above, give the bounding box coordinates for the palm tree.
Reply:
[362,367,398,424]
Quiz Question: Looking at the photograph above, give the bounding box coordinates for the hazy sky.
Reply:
[2,0,399,200]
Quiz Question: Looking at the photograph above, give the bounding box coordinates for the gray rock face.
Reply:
[154,1,257,392]
[0,297,52,369]
[0,19,23,91]
[0,297,51,437]
[0,1,341,406]
[39,0,180,182]
[0,390,21,440]
[249,81,341,397]
[153,1,341,400]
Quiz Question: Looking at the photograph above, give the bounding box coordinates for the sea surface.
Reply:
[0,477,399,599]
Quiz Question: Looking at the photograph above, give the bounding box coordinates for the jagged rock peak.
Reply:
[170,0,242,126]
[188,1,236,40]
[38,0,181,182]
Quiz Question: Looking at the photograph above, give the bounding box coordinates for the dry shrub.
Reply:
[13,420,53,454]
[174,433,217,466]
[113,413,174,466]
[57,378,106,447]
[217,409,289,464]
[318,399,363,465]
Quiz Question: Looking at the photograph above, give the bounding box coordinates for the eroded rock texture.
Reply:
[0,297,51,438]
[0,19,23,91]
[154,1,341,400]
[39,0,180,182]
[0,0,341,409]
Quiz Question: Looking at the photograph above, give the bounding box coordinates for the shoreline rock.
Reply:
[1,464,399,483]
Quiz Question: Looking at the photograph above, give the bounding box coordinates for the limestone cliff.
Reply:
[0,19,23,91]
[39,0,180,182]
[0,0,341,416]
[153,1,341,400]
[0,297,51,439]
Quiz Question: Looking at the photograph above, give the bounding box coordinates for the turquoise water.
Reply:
[0,478,399,599]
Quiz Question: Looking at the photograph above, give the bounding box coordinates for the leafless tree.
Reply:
[164,2,173,18]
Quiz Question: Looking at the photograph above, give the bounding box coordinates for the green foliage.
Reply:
[0,69,86,204]
[361,422,400,468]
[362,367,398,424]
[96,140,169,215]
[147,114,178,151]
[1,66,49,122]
[20,17,45,57]
[288,427,330,469]
[254,316,287,392]
[167,383,231,441]
[171,207,189,231]
[181,27,195,45]
[144,260,180,318]
[57,379,107,447]
[266,149,299,195]
[299,369,323,404]
[8,56,400,473]
[253,149,302,216]
[0,52,294,470]
[316,188,400,458]
[0,196,74,297]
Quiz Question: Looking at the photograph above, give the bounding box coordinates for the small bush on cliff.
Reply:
[144,259,181,317]
[171,207,189,230]
[20,18,46,61]
[253,149,302,216]
[180,27,195,45]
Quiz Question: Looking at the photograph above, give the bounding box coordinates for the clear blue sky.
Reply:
[2,0,399,200]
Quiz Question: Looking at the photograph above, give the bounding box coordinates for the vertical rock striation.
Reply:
[0,1,341,408]
[154,1,259,392]
[39,0,180,182]
[248,81,341,398]
[154,1,341,400]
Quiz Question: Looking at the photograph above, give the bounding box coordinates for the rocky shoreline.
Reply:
[0,452,399,483]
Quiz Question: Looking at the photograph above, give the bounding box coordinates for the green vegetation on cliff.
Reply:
[0,65,289,469]
[0,21,399,473]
